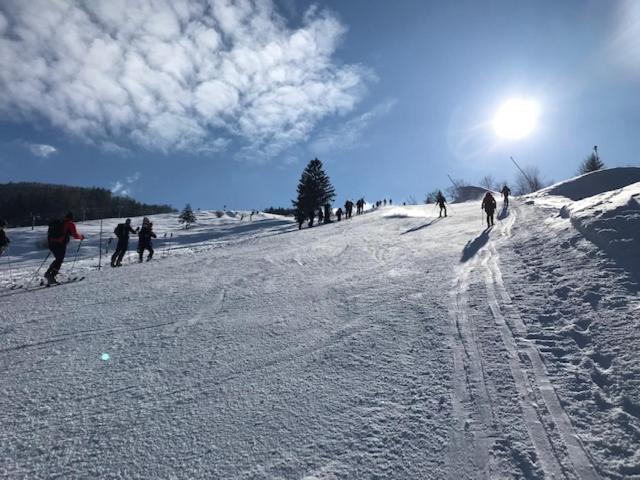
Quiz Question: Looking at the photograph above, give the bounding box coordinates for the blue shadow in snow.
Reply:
[401,217,443,235]
[497,205,509,221]
[460,228,491,263]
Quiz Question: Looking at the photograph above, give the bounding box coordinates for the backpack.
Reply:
[47,219,64,240]
[115,223,130,239]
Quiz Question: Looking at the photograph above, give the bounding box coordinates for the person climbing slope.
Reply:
[501,185,511,206]
[44,212,84,284]
[436,191,447,218]
[111,218,138,267]
[481,191,497,228]
[137,219,157,262]
[0,219,10,257]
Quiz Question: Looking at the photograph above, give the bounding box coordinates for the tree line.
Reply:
[0,182,175,227]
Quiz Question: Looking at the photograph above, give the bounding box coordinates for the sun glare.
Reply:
[492,98,541,140]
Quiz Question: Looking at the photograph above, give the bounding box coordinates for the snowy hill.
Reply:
[1,170,639,479]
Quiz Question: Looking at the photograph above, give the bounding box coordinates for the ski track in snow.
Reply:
[0,190,637,478]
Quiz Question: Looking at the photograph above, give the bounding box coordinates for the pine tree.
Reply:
[292,158,336,227]
[179,203,196,229]
[578,150,605,175]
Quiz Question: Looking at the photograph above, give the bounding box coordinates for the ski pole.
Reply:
[98,219,103,271]
[5,245,14,286]
[27,251,51,288]
[69,239,83,275]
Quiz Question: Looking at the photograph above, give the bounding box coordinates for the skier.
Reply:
[323,204,331,224]
[501,185,511,206]
[318,208,324,224]
[307,209,315,228]
[44,212,84,284]
[0,219,10,257]
[137,219,157,262]
[356,198,364,215]
[389,199,393,205]
[436,191,447,218]
[481,191,497,228]
[336,208,343,221]
[111,218,138,267]
[344,200,354,219]
[296,211,305,230]
[383,199,387,206]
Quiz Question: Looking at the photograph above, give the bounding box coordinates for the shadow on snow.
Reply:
[460,228,492,263]
[401,217,443,235]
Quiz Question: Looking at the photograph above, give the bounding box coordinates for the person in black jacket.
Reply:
[436,191,447,218]
[111,218,138,267]
[0,219,10,257]
[481,192,497,228]
[501,185,511,206]
[137,219,157,262]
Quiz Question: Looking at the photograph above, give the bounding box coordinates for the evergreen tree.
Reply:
[578,150,605,175]
[292,158,336,227]
[179,203,196,229]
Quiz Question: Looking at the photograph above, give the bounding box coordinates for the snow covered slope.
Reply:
[1,172,639,479]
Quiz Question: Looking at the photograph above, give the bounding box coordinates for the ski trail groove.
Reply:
[481,249,567,479]
[482,205,601,479]
[448,260,496,478]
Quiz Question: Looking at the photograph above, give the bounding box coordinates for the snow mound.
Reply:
[383,205,434,218]
[563,182,640,264]
[541,167,640,201]
[454,186,491,202]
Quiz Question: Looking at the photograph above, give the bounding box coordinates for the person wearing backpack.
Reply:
[44,212,84,284]
[111,218,138,267]
[481,191,497,228]
[137,219,157,262]
[436,191,447,218]
[501,185,511,206]
[0,219,10,257]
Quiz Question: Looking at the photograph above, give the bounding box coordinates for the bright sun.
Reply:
[492,97,541,140]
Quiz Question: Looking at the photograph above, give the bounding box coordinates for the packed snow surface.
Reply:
[1,168,639,479]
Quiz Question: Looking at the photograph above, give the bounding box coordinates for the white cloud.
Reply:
[111,171,142,197]
[27,143,58,158]
[310,98,397,154]
[0,0,368,158]
[110,181,128,196]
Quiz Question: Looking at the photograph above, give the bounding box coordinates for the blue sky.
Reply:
[1,0,639,210]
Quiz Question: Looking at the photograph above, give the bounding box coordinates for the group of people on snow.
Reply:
[297,198,367,230]
[371,198,392,209]
[111,217,157,267]
[2,211,160,285]
[2,184,514,285]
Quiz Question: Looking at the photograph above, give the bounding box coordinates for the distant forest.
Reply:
[0,182,175,227]
[263,206,295,216]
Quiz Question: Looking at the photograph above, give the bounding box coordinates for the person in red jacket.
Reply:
[44,212,84,284]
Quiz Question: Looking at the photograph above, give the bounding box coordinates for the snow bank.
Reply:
[382,205,436,219]
[454,186,490,203]
[530,167,640,271]
[539,167,640,201]
[563,182,640,263]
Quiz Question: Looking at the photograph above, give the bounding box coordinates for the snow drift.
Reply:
[533,167,640,270]
[454,185,489,202]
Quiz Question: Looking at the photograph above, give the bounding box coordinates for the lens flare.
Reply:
[493,98,541,140]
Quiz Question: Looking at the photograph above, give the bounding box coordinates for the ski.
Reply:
[37,276,86,288]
